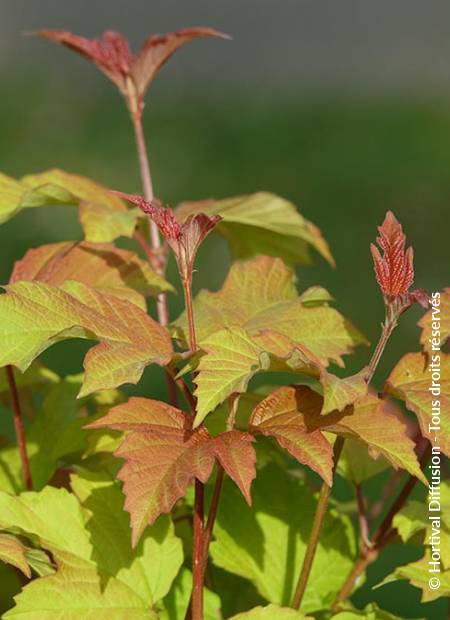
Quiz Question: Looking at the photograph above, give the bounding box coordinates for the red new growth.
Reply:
[371,211,428,310]
[113,191,221,280]
[34,28,229,115]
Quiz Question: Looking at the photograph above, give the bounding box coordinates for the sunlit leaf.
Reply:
[0,168,143,241]
[0,281,172,396]
[176,192,334,266]
[375,550,450,603]
[228,604,311,619]
[210,463,356,613]
[385,352,450,457]
[11,241,172,308]
[0,533,32,577]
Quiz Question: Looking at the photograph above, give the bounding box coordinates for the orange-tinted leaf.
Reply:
[87,398,215,545]
[211,431,256,504]
[249,386,334,485]
[250,385,426,484]
[10,241,172,307]
[385,352,450,457]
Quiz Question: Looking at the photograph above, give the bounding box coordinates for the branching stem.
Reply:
[5,366,32,490]
[291,308,398,610]
[332,442,432,609]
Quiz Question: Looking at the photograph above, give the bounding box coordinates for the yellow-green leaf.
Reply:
[176,192,334,266]
[0,533,32,577]
[0,280,172,396]
[385,352,450,457]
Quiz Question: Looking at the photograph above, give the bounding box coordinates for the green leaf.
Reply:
[0,280,172,396]
[79,202,142,242]
[338,438,389,484]
[0,169,144,241]
[159,568,221,620]
[176,192,334,266]
[193,325,366,427]
[11,241,172,308]
[210,463,357,613]
[70,469,183,604]
[175,257,360,363]
[385,352,450,457]
[330,602,403,619]
[375,550,450,603]
[0,533,32,577]
[0,474,183,617]
[4,551,159,619]
[228,604,311,619]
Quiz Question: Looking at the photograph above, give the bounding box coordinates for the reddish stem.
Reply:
[180,273,204,620]
[5,366,32,490]
[130,109,178,408]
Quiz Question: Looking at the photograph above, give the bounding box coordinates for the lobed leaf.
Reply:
[11,240,172,308]
[385,352,450,457]
[0,280,172,396]
[0,473,183,617]
[0,168,142,241]
[87,398,216,545]
[176,192,334,266]
[249,386,426,484]
[193,325,366,427]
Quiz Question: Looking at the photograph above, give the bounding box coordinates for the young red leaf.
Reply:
[370,211,428,314]
[87,398,215,545]
[211,431,256,505]
[34,28,229,114]
[249,386,334,485]
[113,192,221,280]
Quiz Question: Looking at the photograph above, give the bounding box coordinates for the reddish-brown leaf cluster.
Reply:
[371,211,428,312]
[87,398,255,545]
[114,192,221,279]
[34,28,229,114]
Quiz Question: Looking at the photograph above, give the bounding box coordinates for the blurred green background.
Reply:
[0,2,449,618]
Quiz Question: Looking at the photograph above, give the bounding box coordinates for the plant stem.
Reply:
[180,273,204,620]
[291,436,344,608]
[5,366,32,490]
[332,441,432,609]
[355,483,370,548]
[130,109,178,407]
[291,309,398,610]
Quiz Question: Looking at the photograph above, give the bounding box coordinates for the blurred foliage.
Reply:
[0,76,449,618]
